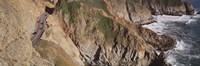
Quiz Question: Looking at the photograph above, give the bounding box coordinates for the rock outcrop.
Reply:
[143,0,194,15]
[106,0,194,24]
[55,0,176,65]
[106,0,155,24]
[0,0,193,66]
[197,12,200,14]
[0,0,54,66]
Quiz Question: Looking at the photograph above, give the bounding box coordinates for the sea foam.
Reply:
[143,14,198,66]
[143,15,192,35]
[175,40,192,51]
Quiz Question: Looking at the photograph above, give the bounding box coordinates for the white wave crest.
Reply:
[142,22,166,35]
[154,15,191,22]
[143,14,199,66]
[175,40,192,51]
[166,40,192,66]
[186,14,200,24]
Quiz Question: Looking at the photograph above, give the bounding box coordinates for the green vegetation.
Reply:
[68,2,81,24]
[133,0,140,3]
[91,27,97,34]
[60,0,68,13]
[82,0,111,15]
[171,0,182,6]
[95,0,111,15]
[97,13,114,40]
[34,40,49,59]
[159,0,182,6]
[61,0,81,24]
[55,58,66,66]
[37,50,48,59]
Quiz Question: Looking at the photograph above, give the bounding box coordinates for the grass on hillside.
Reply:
[82,0,111,15]
[97,13,114,40]
[159,0,183,6]
[61,0,81,25]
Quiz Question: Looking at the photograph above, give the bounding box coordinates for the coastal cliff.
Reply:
[106,0,194,24]
[147,0,194,15]
[0,0,194,66]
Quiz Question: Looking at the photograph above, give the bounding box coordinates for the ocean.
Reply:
[143,0,200,66]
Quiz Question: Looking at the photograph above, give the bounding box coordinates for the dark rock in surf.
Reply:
[197,12,200,14]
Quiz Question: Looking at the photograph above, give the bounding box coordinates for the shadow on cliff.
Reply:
[45,6,54,14]
[149,52,171,66]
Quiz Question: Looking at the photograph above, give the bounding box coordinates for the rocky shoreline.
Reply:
[146,0,194,16]
[108,0,194,25]
[98,0,193,65]
[0,0,194,66]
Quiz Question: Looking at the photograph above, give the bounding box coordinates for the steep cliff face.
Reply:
[105,0,194,24]
[0,0,192,66]
[56,0,176,65]
[106,0,155,24]
[143,0,194,15]
[0,0,55,66]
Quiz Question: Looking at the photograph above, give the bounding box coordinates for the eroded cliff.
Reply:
[0,0,193,66]
[106,0,194,24]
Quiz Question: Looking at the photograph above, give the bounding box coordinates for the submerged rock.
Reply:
[149,52,171,66]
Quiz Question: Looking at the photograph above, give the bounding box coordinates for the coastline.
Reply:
[143,13,200,66]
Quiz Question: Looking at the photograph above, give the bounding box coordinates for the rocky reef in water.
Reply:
[0,0,194,66]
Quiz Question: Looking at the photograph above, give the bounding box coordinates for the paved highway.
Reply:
[31,12,49,44]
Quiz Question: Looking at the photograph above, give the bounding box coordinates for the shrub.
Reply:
[55,59,66,66]
[97,13,114,40]
[83,0,111,15]
[61,0,81,24]
[159,0,183,6]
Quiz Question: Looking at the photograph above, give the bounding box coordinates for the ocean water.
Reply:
[143,1,200,65]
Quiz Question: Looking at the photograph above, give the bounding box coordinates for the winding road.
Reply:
[31,12,49,44]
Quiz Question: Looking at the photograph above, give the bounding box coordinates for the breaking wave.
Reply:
[143,14,200,66]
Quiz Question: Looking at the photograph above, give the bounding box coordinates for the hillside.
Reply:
[0,0,194,66]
